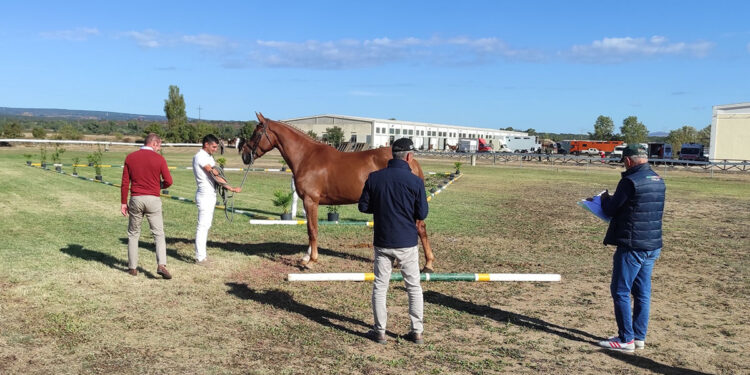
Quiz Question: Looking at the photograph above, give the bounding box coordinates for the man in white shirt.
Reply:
[193,134,241,263]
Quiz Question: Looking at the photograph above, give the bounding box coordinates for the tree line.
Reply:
[586,115,710,151]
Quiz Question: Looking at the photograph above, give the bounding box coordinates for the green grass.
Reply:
[1,145,749,374]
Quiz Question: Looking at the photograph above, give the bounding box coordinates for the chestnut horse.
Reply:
[240,113,435,272]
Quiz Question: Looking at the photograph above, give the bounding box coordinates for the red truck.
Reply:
[568,140,624,155]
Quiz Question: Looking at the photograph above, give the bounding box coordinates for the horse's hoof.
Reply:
[421,266,434,274]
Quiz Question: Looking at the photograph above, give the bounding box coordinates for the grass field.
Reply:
[1,144,748,374]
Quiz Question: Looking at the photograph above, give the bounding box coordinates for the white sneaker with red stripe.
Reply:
[634,339,645,349]
[598,336,635,352]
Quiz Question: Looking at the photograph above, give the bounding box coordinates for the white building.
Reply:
[281,114,530,151]
[711,102,750,161]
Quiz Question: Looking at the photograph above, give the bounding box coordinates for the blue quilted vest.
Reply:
[604,163,665,251]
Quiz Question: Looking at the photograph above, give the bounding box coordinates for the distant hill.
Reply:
[649,131,668,137]
[0,107,166,122]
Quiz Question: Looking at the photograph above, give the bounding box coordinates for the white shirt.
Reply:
[193,149,216,195]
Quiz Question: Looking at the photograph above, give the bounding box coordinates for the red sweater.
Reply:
[121,148,173,204]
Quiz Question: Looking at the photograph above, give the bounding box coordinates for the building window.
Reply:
[389,128,394,134]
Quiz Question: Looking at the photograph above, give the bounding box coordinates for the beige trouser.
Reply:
[127,195,167,269]
[372,245,423,334]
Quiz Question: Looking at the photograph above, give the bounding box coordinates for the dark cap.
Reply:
[392,138,415,152]
[622,144,647,158]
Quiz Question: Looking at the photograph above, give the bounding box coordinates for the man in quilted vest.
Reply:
[597,144,666,352]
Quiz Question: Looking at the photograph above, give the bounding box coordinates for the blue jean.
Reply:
[611,246,661,342]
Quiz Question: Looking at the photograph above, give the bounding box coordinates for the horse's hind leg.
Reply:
[416,220,435,273]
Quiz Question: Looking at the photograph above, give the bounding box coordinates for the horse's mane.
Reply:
[270,118,333,147]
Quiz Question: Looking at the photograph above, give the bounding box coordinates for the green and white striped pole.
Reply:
[287,273,561,282]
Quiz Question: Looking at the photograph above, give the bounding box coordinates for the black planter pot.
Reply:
[455,170,461,174]
[88,162,94,167]
[41,162,47,169]
[26,161,31,166]
[161,189,169,195]
[95,175,103,181]
[449,173,455,179]
[281,166,288,172]
[327,212,339,221]
[55,166,62,172]
[72,173,78,177]
[429,187,437,193]
[280,213,293,220]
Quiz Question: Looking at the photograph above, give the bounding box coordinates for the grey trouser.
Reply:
[127,195,167,269]
[372,245,423,334]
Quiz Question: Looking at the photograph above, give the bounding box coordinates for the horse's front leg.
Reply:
[417,220,435,273]
[300,198,320,269]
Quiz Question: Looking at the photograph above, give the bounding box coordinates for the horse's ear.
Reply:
[256,112,266,123]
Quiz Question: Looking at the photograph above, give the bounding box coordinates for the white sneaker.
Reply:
[598,336,635,352]
[634,339,645,349]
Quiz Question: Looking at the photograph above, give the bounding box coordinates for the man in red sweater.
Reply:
[121,133,173,279]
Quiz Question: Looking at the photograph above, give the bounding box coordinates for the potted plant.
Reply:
[23,153,32,166]
[454,161,462,174]
[327,205,339,221]
[51,144,65,172]
[90,147,104,180]
[72,157,80,176]
[280,159,288,172]
[40,145,48,169]
[272,190,293,220]
[86,153,95,167]
[216,157,227,168]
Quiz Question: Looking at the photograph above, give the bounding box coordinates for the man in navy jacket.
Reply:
[359,138,428,344]
[597,144,665,352]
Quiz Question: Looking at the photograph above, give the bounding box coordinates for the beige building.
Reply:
[711,103,750,161]
[282,114,530,151]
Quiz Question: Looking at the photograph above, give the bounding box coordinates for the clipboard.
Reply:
[578,190,611,222]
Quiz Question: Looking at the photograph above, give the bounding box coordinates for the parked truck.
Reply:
[567,140,624,155]
[456,138,478,153]
[506,135,540,153]
[648,142,673,160]
[679,143,708,162]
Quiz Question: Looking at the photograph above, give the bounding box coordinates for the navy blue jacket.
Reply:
[602,163,665,251]
[358,159,429,248]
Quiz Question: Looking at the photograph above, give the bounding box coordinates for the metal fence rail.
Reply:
[415,151,750,173]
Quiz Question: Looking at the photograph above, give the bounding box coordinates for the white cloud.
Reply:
[566,36,714,63]
[248,36,542,69]
[40,27,99,41]
[121,30,231,50]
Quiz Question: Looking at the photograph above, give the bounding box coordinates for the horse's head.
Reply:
[239,112,275,165]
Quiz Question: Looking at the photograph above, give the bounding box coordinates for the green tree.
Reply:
[164,85,189,142]
[195,123,219,141]
[666,125,699,152]
[323,126,344,147]
[57,124,82,140]
[525,128,537,136]
[32,127,47,139]
[217,125,235,140]
[239,121,257,140]
[306,130,318,140]
[1,122,22,138]
[591,115,615,140]
[620,116,648,145]
[143,123,166,139]
[698,124,711,145]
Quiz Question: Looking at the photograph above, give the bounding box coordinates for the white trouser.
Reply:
[195,193,215,262]
[290,178,306,218]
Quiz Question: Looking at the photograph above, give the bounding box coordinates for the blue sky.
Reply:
[1,1,749,133]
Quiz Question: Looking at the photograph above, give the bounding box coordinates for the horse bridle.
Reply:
[223,121,273,222]
[244,121,274,166]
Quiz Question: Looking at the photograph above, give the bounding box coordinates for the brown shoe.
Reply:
[403,331,423,344]
[367,330,387,344]
[157,265,172,279]
[127,268,138,276]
